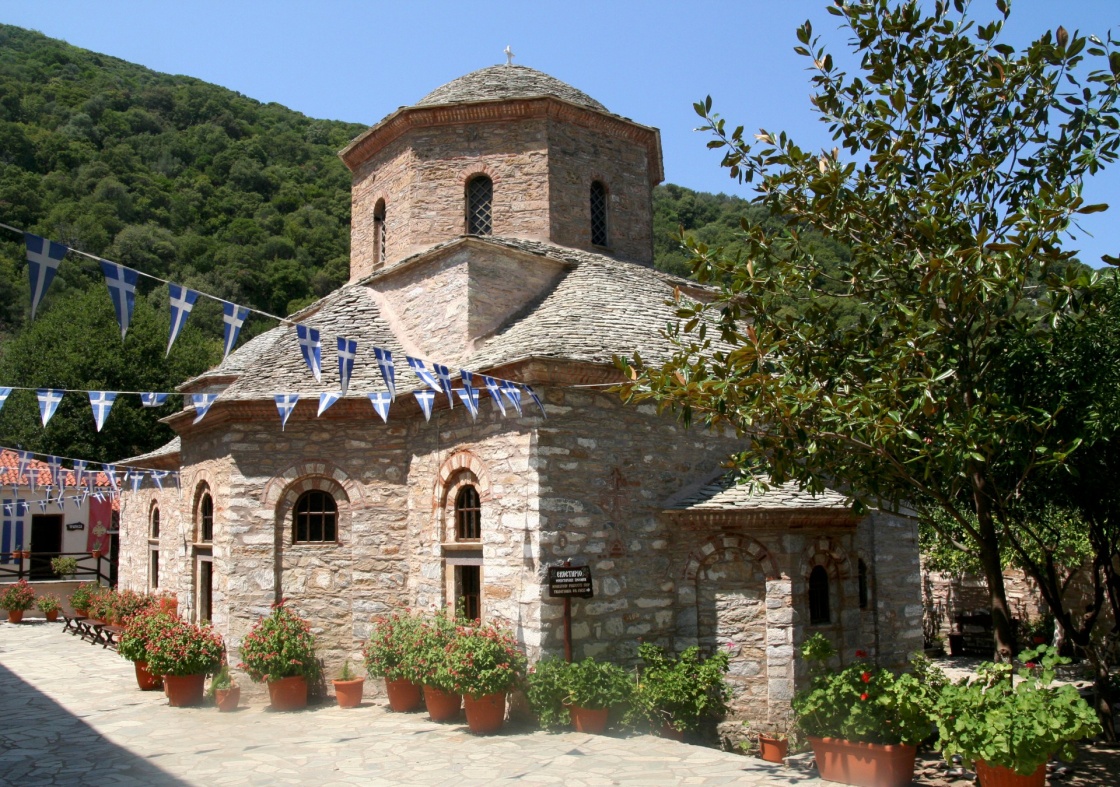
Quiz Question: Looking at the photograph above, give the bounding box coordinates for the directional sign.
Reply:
[547,565,593,599]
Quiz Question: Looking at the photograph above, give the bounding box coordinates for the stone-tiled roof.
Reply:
[416,65,608,113]
[119,437,181,466]
[667,474,850,512]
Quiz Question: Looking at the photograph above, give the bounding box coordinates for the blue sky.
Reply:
[3,0,1118,267]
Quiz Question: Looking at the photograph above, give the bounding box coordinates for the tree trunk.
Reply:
[975,510,1016,661]
[1086,646,1117,743]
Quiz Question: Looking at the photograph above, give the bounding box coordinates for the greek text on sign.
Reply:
[547,565,593,598]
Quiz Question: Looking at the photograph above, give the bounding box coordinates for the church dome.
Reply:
[415,64,608,113]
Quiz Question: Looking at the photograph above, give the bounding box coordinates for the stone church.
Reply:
[118,63,922,726]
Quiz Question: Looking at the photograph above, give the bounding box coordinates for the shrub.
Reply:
[526,658,572,730]
[36,593,62,614]
[629,642,730,733]
[69,583,96,612]
[0,579,36,611]
[110,589,155,624]
[118,607,176,664]
[410,609,460,691]
[50,556,78,577]
[145,617,225,677]
[238,601,319,683]
[444,620,527,699]
[86,587,116,621]
[364,612,426,682]
[566,657,632,711]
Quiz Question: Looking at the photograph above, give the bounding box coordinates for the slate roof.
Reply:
[416,65,608,113]
[667,474,850,512]
[119,437,181,466]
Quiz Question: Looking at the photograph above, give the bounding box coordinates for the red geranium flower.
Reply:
[855,649,868,658]
[861,671,872,683]
[860,692,869,701]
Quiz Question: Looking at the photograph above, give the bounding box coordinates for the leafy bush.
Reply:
[364,612,425,682]
[238,601,319,683]
[145,617,225,677]
[209,664,235,696]
[110,589,155,624]
[566,657,632,711]
[36,593,61,613]
[526,658,572,730]
[444,620,527,699]
[0,579,36,611]
[50,556,78,577]
[86,587,116,621]
[409,609,460,691]
[629,642,730,733]
[69,582,96,612]
[118,607,175,664]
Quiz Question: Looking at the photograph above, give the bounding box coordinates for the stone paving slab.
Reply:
[0,621,826,786]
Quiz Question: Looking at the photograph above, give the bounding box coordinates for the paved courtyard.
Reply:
[0,621,823,786]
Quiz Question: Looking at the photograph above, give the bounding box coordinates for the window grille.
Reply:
[293,490,338,543]
[455,485,481,541]
[590,181,608,246]
[200,493,214,542]
[459,565,481,621]
[466,176,493,235]
[809,565,831,625]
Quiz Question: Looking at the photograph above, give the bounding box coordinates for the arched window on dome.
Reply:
[466,175,493,236]
[809,565,831,625]
[373,199,387,268]
[590,181,608,246]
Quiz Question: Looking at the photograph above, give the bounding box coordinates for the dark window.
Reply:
[809,565,831,625]
[293,490,338,543]
[455,485,481,541]
[458,565,481,621]
[373,199,387,266]
[858,559,869,610]
[150,550,159,589]
[150,507,160,539]
[590,181,608,246]
[466,175,493,235]
[200,493,214,542]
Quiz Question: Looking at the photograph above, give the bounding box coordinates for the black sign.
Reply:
[65,522,85,531]
[547,565,593,599]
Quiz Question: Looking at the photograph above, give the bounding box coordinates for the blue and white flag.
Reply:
[37,388,64,426]
[460,370,477,392]
[407,356,442,392]
[129,470,144,493]
[0,387,10,414]
[317,392,341,417]
[221,302,250,360]
[167,284,199,356]
[456,387,480,420]
[432,363,455,407]
[73,460,87,489]
[414,389,436,421]
[17,451,31,484]
[296,324,322,381]
[56,491,66,511]
[92,490,105,503]
[481,376,506,416]
[274,394,299,430]
[140,392,169,407]
[373,347,396,399]
[46,455,62,488]
[524,385,547,418]
[25,233,68,320]
[103,464,119,491]
[368,392,392,423]
[337,337,357,395]
[88,391,117,432]
[151,471,167,491]
[500,381,523,416]
[191,393,219,424]
[99,260,139,339]
[38,498,48,512]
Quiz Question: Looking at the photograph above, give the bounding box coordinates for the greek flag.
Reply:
[500,381,523,416]
[46,455,62,488]
[337,337,357,395]
[368,392,392,423]
[406,356,441,392]
[73,460,87,489]
[317,392,341,417]
[221,302,250,360]
[456,387,479,420]
[99,260,139,339]
[295,324,322,381]
[140,392,169,407]
[432,363,455,407]
[373,347,396,399]
[191,393,219,424]
[17,451,31,484]
[38,498,48,512]
[103,464,119,491]
[88,391,117,432]
[167,284,199,356]
[37,388,64,426]
[128,470,144,493]
[151,471,167,490]
[56,491,66,511]
[274,394,299,430]
[524,385,547,418]
[0,387,10,414]
[25,233,68,320]
[481,376,506,416]
[414,389,436,421]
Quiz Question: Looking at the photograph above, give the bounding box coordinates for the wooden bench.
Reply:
[62,614,88,635]
[79,619,110,646]
[101,624,124,650]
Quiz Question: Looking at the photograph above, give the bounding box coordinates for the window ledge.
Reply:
[442,541,482,551]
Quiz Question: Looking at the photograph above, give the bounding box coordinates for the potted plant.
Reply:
[238,600,319,711]
[209,665,240,712]
[156,592,179,617]
[36,593,62,623]
[1,579,36,623]
[444,619,527,734]
[118,607,174,690]
[87,587,116,623]
[756,730,789,763]
[364,612,425,711]
[145,616,225,707]
[110,589,156,626]
[69,583,95,616]
[333,660,364,708]
[50,556,78,579]
[628,642,730,739]
[526,657,573,731]
[564,657,632,734]
[414,609,463,722]
[934,646,1100,787]
[792,635,941,787]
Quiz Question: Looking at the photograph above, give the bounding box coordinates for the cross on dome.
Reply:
[504,45,514,66]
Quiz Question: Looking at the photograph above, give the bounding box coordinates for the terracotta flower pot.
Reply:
[659,723,686,741]
[7,610,24,624]
[569,704,609,734]
[74,606,88,617]
[974,760,1046,787]
[758,734,789,763]
[91,550,102,559]
[267,675,308,711]
[44,610,59,623]
[333,678,364,709]
[808,736,917,787]
[164,673,206,707]
[463,692,506,735]
[423,685,462,722]
[134,661,163,691]
[384,677,422,712]
[215,686,241,712]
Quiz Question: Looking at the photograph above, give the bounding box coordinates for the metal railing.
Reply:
[0,551,110,586]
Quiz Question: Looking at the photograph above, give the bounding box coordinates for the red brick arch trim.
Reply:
[261,460,364,508]
[433,450,491,508]
[272,474,351,542]
[458,166,500,187]
[799,536,852,580]
[683,533,780,581]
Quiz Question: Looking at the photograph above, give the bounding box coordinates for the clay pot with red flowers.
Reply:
[1,579,36,623]
[132,612,224,707]
[444,620,527,735]
[363,611,427,712]
[238,602,318,712]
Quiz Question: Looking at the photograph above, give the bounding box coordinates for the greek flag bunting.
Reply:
[337,337,357,395]
[481,376,506,416]
[104,464,119,491]
[167,284,200,356]
[88,391,117,432]
[221,302,250,360]
[151,471,167,491]
[456,386,480,420]
[373,347,396,399]
[38,498,48,512]
[140,392,169,407]
[274,394,299,430]
[46,455,62,488]
[191,393,219,424]
[368,392,392,423]
[524,384,547,418]
[25,233,68,320]
[317,392,341,417]
[296,325,322,381]
[414,389,436,421]
[37,388,64,426]
[0,387,10,414]
[432,363,455,407]
[406,356,442,393]
[99,260,139,339]
[129,470,144,493]
[73,460,87,489]
[500,381,523,416]
[17,451,31,485]
[56,492,66,511]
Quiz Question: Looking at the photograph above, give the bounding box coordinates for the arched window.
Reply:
[150,506,160,539]
[373,199,387,267]
[590,181,608,246]
[199,492,214,543]
[809,565,831,625]
[455,485,481,541]
[858,559,869,610]
[148,505,160,590]
[293,490,338,543]
[466,175,493,235]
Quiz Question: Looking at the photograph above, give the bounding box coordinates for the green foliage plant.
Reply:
[237,601,319,683]
[35,593,61,614]
[144,616,225,677]
[337,660,356,681]
[565,657,633,711]
[50,556,78,577]
[934,646,1101,774]
[68,582,95,612]
[410,608,461,692]
[208,664,235,697]
[86,587,116,621]
[363,611,425,683]
[118,607,175,664]
[444,619,527,700]
[629,642,730,733]
[792,634,941,746]
[526,658,572,730]
[109,589,155,625]
[0,578,36,611]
